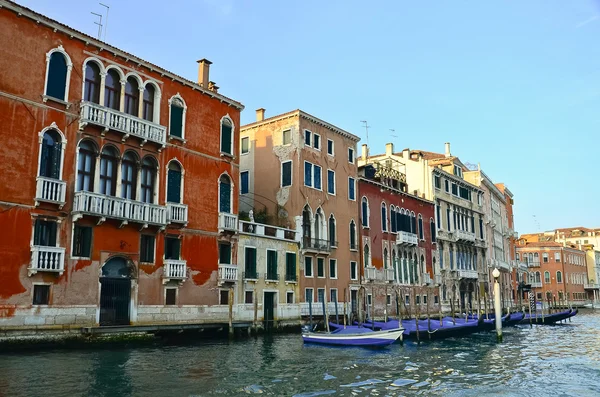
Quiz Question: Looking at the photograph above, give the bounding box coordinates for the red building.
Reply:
[0,1,243,328]
[357,155,438,319]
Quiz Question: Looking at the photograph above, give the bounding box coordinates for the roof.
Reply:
[2,0,244,110]
[517,241,563,248]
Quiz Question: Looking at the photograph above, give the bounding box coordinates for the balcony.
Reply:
[514,260,528,270]
[35,177,66,207]
[530,281,542,288]
[243,271,259,280]
[167,203,188,225]
[218,212,237,232]
[302,237,331,253]
[384,268,395,282]
[163,259,187,283]
[364,266,377,281]
[527,261,541,268]
[73,191,167,227]
[79,101,166,146]
[422,273,433,285]
[455,230,476,243]
[458,269,478,279]
[488,258,510,271]
[396,231,418,246]
[239,221,299,242]
[265,273,280,283]
[434,274,443,285]
[218,264,238,285]
[29,246,65,276]
[584,283,600,290]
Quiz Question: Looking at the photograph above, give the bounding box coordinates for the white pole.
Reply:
[493,268,502,342]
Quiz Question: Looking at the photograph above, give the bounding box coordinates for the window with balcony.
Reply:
[44,48,71,102]
[361,197,369,228]
[34,219,57,247]
[327,170,335,195]
[349,220,357,250]
[240,171,249,194]
[381,203,387,232]
[167,161,183,203]
[33,285,50,305]
[140,234,155,263]
[219,175,232,213]
[142,84,155,122]
[219,243,231,264]
[72,225,92,258]
[328,215,336,247]
[99,146,118,196]
[304,256,313,277]
[241,137,249,155]
[285,252,297,281]
[104,69,121,110]
[121,151,138,200]
[350,261,357,280]
[141,157,158,203]
[244,247,257,279]
[169,96,186,139]
[266,249,278,280]
[124,76,140,116]
[39,129,63,180]
[84,61,101,104]
[348,177,356,200]
[281,160,292,187]
[76,140,97,192]
[220,117,234,156]
[317,258,325,278]
[314,208,325,242]
[165,236,181,260]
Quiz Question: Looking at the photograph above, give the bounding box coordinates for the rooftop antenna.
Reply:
[99,3,109,42]
[360,120,370,147]
[91,12,102,40]
[533,215,541,233]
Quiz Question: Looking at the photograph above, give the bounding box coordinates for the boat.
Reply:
[504,312,524,326]
[517,309,575,325]
[302,326,404,347]
[360,316,485,341]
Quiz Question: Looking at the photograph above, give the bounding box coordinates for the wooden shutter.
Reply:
[167,169,182,203]
[221,123,232,154]
[170,105,183,137]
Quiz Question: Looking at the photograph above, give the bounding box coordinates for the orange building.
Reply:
[0,1,243,328]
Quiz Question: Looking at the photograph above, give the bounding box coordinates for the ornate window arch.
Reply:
[361,196,369,227]
[168,94,187,139]
[381,201,387,232]
[37,123,67,180]
[104,66,125,110]
[218,172,233,213]
[418,214,424,240]
[390,204,396,232]
[82,57,104,104]
[166,159,184,204]
[142,81,161,123]
[556,270,563,283]
[328,214,336,247]
[302,204,313,242]
[124,73,143,117]
[220,115,234,155]
[76,139,99,192]
[43,46,73,103]
[140,156,158,203]
[349,219,357,250]
[99,144,120,196]
[121,150,139,200]
[363,243,370,268]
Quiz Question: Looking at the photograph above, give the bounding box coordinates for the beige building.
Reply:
[240,109,361,315]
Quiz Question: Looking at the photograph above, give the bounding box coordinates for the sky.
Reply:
[16,0,600,234]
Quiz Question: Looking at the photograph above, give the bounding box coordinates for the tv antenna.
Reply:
[360,120,370,147]
[91,12,102,40]
[99,3,109,41]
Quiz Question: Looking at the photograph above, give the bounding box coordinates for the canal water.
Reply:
[1,311,600,397]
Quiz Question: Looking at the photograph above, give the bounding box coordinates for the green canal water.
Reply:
[1,311,600,396]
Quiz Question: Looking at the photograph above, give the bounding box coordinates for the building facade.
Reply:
[239,109,360,315]
[0,0,243,328]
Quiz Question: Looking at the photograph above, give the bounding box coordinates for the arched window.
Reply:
[84,61,101,103]
[544,271,550,283]
[361,197,369,227]
[528,253,534,263]
[124,76,140,116]
[140,157,157,203]
[383,248,388,269]
[392,249,398,279]
[219,175,232,213]
[420,254,425,276]
[44,48,71,102]
[349,220,357,250]
[534,252,539,262]
[167,161,183,203]
[449,244,454,269]
[39,130,62,179]
[430,218,436,242]
[411,212,417,234]
[104,69,121,110]
[397,209,403,232]
[77,140,97,192]
[314,208,324,241]
[220,117,234,155]
[99,146,119,196]
[121,151,138,200]
[143,84,156,122]
[302,206,312,241]
[439,241,444,269]
[556,271,563,283]
[535,271,541,283]
[169,96,186,139]
[418,214,424,240]
[363,244,370,268]
[381,202,387,232]
[328,215,336,247]
[390,205,396,232]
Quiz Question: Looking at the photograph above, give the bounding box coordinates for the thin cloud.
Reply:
[575,15,598,29]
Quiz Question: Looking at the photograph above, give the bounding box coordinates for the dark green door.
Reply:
[264,292,276,330]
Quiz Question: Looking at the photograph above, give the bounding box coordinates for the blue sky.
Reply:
[18,0,600,233]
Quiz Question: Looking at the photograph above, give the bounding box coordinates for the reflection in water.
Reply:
[1,312,600,396]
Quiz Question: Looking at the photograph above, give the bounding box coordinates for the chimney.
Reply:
[208,81,219,93]
[385,142,394,156]
[197,58,212,89]
[256,108,265,122]
[361,144,369,161]
[444,142,451,158]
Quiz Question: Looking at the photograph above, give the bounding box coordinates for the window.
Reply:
[350,220,357,250]
[386,295,391,305]
[314,165,322,190]
[304,162,312,187]
[240,171,249,194]
[451,183,458,196]
[327,139,334,155]
[383,248,388,269]
[84,61,101,103]
[39,129,62,179]
[329,259,337,279]
[141,157,157,203]
[361,197,369,227]
[282,129,291,145]
[76,140,96,192]
[45,49,71,102]
[124,77,140,116]
[381,203,387,232]
[557,271,563,283]
[327,170,336,195]
[104,69,121,110]
[140,235,155,263]
[33,285,50,305]
[219,290,229,305]
[34,219,57,247]
[241,137,249,155]
[220,117,234,155]
[119,151,137,200]
[418,215,424,240]
[165,288,176,305]
[219,175,232,213]
[72,225,92,258]
[555,252,561,262]
[165,237,181,260]
[459,186,470,200]
[281,161,292,187]
[405,295,410,305]
[416,295,421,304]
[348,147,355,163]
[317,288,325,303]
[317,258,325,278]
[423,295,428,305]
[454,165,463,178]
[444,180,449,192]
[244,247,257,279]
[329,215,336,247]
[348,177,356,200]
[266,250,278,280]
[287,291,294,304]
[330,288,338,303]
[367,294,372,306]
[305,288,314,303]
[219,243,231,264]
[285,252,297,281]
[305,256,313,277]
[304,162,321,190]
[544,271,550,284]
[167,161,183,203]
[313,133,321,150]
[434,175,441,189]
[363,244,370,268]
[543,253,549,263]
[430,219,436,242]
[99,146,118,196]
[142,84,156,122]
[304,130,312,146]
[169,96,186,139]
[245,291,254,304]
[446,208,451,231]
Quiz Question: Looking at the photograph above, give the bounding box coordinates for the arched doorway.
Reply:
[99,256,133,326]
